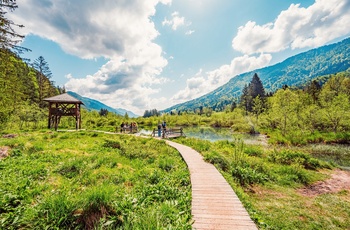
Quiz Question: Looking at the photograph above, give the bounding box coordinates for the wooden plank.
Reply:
[166,140,257,230]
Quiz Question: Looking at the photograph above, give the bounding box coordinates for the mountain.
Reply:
[162,37,350,113]
[67,91,139,118]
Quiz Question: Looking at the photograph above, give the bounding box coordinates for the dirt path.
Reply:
[299,169,350,196]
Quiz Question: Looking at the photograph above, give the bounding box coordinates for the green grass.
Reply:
[0,131,192,229]
[174,137,350,229]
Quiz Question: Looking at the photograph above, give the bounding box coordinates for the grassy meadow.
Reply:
[0,131,191,229]
[174,137,350,229]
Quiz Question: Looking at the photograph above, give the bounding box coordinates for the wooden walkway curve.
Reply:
[166,140,257,230]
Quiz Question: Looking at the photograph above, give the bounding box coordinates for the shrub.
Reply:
[268,149,323,170]
[276,165,312,185]
[204,151,230,171]
[159,158,175,172]
[244,145,263,157]
[231,166,268,187]
[102,140,122,149]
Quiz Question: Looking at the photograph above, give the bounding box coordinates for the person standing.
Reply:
[157,123,161,137]
[120,122,125,133]
[162,121,166,138]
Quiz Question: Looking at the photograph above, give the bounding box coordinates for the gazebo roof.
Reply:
[43,93,84,104]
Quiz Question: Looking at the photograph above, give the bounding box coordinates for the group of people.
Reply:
[157,121,166,137]
[119,122,138,133]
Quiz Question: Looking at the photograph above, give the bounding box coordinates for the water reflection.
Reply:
[138,126,268,145]
[184,127,267,145]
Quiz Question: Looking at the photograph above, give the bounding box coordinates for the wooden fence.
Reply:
[152,127,186,138]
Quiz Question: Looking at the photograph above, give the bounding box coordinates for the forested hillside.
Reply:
[0,49,59,127]
[163,37,350,113]
[67,91,139,118]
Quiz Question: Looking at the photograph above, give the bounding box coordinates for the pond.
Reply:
[138,126,268,146]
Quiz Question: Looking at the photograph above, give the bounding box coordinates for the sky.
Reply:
[8,0,350,115]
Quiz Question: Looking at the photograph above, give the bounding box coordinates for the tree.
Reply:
[248,73,265,99]
[99,108,108,116]
[304,80,321,104]
[230,100,237,112]
[252,95,264,122]
[124,112,129,119]
[267,88,301,136]
[32,56,53,106]
[143,109,159,118]
[319,74,350,132]
[0,0,28,53]
[240,73,266,113]
[240,84,250,114]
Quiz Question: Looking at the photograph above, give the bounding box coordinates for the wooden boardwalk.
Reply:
[166,140,257,230]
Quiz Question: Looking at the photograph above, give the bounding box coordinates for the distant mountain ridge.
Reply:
[67,91,138,118]
[162,37,350,113]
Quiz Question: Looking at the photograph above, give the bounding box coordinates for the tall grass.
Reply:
[174,137,350,229]
[0,131,192,229]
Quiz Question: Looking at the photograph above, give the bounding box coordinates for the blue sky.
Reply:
[9,0,350,115]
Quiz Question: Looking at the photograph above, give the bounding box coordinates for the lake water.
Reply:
[138,126,268,146]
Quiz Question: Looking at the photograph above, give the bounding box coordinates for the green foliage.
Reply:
[175,137,328,188]
[35,193,78,229]
[244,145,263,157]
[0,1,26,51]
[102,140,122,149]
[268,149,326,170]
[0,132,192,229]
[232,138,245,166]
[0,49,58,129]
[173,137,349,229]
[204,151,230,171]
[231,166,268,187]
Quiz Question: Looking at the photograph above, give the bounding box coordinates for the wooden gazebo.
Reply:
[43,93,84,131]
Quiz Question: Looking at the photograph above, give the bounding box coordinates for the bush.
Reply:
[268,149,323,170]
[204,151,230,171]
[231,165,268,187]
[276,165,312,185]
[159,158,175,172]
[102,140,122,149]
[244,145,263,157]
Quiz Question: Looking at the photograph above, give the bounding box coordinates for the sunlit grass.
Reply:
[174,137,350,229]
[0,131,192,229]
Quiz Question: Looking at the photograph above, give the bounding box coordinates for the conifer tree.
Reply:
[0,0,28,53]
[240,73,266,113]
[248,73,265,99]
[304,80,321,104]
[240,84,251,114]
[32,56,53,106]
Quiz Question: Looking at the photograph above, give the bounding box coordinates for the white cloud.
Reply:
[65,73,73,79]
[162,11,186,30]
[186,30,195,35]
[9,0,173,115]
[171,53,272,103]
[232,0,350,54]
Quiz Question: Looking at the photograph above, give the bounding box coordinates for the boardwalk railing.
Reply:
[152,127,186,138]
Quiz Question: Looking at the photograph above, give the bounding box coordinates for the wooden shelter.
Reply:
[43,93,84,131]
